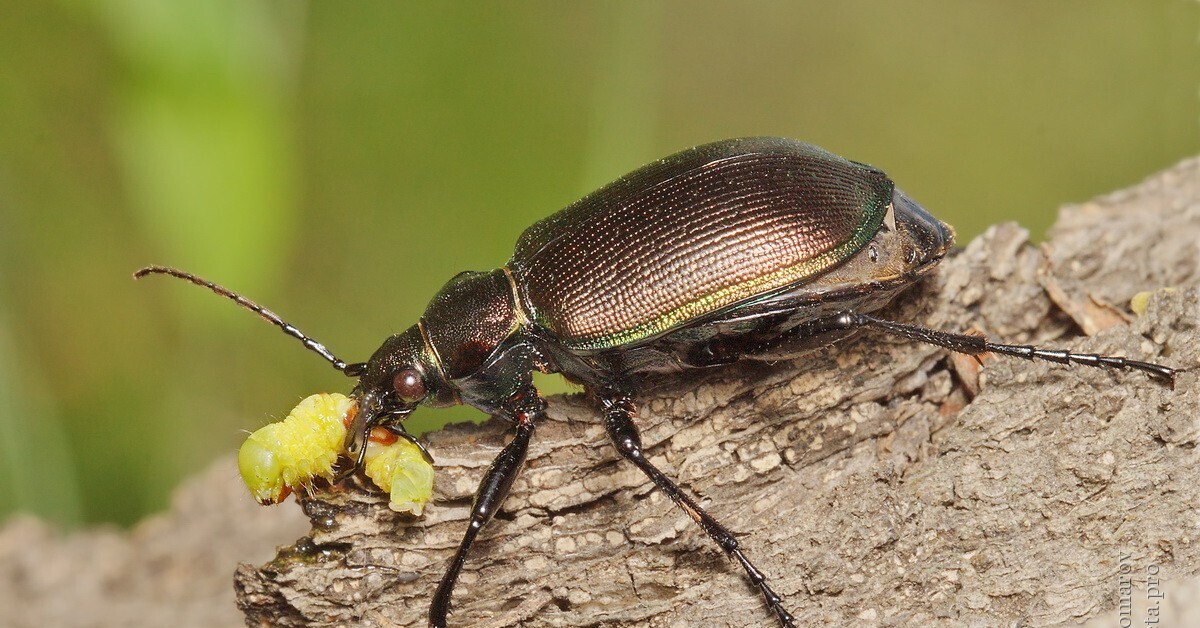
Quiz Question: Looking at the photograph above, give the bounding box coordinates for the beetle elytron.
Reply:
[138,137,1177,627]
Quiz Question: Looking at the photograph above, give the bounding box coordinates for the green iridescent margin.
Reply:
[559,197,889,351]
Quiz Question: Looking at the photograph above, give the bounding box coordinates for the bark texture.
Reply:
[235,158,1200,627]
[3,158,1199,628]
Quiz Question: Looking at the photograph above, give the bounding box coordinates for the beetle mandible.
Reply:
[137,136,1178,627]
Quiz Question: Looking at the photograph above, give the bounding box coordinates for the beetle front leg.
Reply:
[429,391,544,628]
[601,393,796,628]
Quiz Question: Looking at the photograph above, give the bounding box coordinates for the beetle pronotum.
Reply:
[138,137,1177,627]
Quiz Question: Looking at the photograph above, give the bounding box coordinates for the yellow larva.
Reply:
[363,429,436,516]
[1131,288,1176,316]
[237,392,355,504]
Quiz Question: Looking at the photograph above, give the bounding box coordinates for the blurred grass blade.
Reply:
[0,294,82,525]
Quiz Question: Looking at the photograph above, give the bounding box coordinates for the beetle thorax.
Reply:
[422,269,523,381]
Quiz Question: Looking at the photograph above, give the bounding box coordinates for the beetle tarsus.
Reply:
[601,394,797,627]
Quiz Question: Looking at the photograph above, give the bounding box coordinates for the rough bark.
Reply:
[234,159,1200,627]
[3,158,1199,628]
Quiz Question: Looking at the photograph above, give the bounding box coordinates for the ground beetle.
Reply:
[138,137,1178,627]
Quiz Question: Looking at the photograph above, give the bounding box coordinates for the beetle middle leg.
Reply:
[429,390,545,628]
[600,393,797,628]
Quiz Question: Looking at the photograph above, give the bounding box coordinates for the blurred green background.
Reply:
[1,2,1197,527]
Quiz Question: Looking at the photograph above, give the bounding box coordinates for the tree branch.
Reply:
[234,157,1200,627]
[4,159,1196,628]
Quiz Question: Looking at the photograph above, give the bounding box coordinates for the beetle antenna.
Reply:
[134,265,363,375]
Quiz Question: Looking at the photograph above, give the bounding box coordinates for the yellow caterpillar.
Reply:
[237,392,434,515]
[362,429,436,516]
[238,393,354,504]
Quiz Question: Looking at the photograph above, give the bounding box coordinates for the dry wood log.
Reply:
[235,158,1200,627]
[2,158,1197,628]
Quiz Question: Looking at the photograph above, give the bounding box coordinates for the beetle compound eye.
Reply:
[904,246,917,264]
[867,244,880,263]
[393,369,427,402]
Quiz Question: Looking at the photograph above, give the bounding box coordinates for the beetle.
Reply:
[137,137,1178,627]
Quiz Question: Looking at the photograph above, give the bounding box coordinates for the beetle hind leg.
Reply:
[601,393,797,628]
[839,312,1179,386]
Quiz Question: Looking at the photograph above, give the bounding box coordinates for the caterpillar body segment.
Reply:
[237,393,355,504]
[363,428,436,516]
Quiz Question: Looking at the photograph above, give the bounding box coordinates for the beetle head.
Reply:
[133,266,456,458]
[346,324,453,456]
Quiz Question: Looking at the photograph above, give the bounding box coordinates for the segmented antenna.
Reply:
[134,265,364,375]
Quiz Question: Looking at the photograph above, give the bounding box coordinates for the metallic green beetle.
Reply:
[139,136,1177,627]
